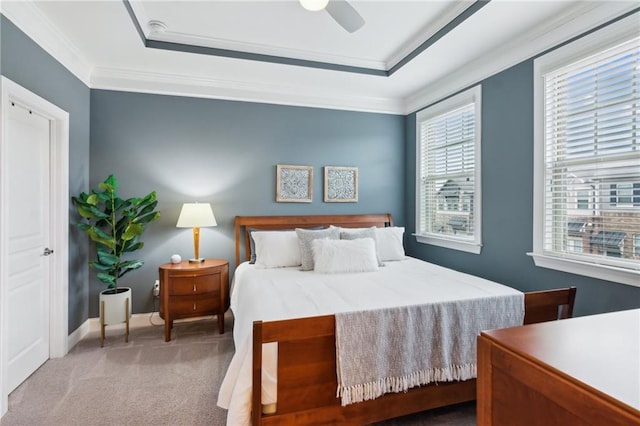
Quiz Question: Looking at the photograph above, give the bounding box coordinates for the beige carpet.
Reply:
[1,312,475,426]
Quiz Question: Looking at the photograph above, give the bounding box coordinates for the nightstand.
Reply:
[159,259,229,342]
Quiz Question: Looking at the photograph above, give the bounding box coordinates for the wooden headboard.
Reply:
[234,214,394,265]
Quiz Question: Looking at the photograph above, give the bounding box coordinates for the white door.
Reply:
[5,102,51,392]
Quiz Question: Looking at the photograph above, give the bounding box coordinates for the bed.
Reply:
[217,214,572,425]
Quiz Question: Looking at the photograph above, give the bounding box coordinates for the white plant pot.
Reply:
[99,287,132,325]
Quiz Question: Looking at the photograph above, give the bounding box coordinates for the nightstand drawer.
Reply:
[169,295,218,315]
[168,273,220,295]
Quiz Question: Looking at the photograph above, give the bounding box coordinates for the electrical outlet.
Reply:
[153,280,160,297]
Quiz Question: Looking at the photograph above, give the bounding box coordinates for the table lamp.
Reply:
[176,202,217,263]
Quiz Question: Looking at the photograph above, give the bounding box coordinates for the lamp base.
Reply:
[188,258,205,263]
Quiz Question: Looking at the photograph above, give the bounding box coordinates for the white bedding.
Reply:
[217,257,523,426]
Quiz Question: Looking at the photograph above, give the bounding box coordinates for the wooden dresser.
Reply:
[478,309,640,426]
[159,259,229,342]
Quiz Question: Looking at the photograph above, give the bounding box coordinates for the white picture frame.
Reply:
[324,166,358,202]
[276,164,313,203]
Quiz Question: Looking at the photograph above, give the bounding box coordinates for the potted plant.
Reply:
[72,174,160,345]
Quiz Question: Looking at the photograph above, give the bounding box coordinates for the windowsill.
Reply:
[527,252,640,287]
[414,234,482,254]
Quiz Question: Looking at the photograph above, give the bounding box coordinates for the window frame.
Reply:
[414,85,482,254]
[530,14,640,287]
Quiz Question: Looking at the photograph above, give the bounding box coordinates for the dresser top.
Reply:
[482,308,640,411]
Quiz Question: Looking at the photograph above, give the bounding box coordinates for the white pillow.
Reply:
[375,227,405,261]
[296,227,340,271]
[252,230,300,268]
[312,238,379,274]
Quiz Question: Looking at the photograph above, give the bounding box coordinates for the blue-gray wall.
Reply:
[1,16,91,332]
[404,60,640,317]
[89,90,405,316]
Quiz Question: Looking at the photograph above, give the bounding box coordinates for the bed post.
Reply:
[235,220,241,267]
[252,321,263,426]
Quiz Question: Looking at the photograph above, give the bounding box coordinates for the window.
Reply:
[634,234,640,257]
[567,238,583,253]
[415,86,482,254]
[609,182,640,207]
[532,15,640,286]
[576,190,589,210]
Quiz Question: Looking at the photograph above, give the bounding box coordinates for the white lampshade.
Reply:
[176,203,217,228]
[299,0,329,12]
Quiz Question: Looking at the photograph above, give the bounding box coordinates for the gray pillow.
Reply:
[296,227,340,271]
[340,227,384,266]
[248,227,261,264]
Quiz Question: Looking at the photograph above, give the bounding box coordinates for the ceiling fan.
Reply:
[299,0,365,33]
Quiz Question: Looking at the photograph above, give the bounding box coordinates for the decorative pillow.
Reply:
[249,227,323,264]
[296,227,340,271]
[375,227,405,261]
[252,230,300,268]
[340,227,383,266]
[312,238,379,274]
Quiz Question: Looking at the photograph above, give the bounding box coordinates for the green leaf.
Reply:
[137,200,158,216]
[114,197,129,211]
[96,250,119,266]
[93,190,111,202]
[117,260,144,277]
[89,225,112,241]
[98,174,118,194]
[122,223,144,240]
[96,272,116,287]
[87,228,116,251]
[135,211,160,225]
[89,261,111,272]
[122,241,143,253]
[86,193,100,205]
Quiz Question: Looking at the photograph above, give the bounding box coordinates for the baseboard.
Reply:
[86,312,165,333]
[67,312,219,350]
[65,313,165,351]
[67,319,90,351]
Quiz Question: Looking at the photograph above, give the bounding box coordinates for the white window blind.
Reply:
[542,35,640,271]
[416,86,481,253]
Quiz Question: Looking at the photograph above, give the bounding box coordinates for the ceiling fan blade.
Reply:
[325,0,365,33]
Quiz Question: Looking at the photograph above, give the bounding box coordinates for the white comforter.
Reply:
[217,257,523,426]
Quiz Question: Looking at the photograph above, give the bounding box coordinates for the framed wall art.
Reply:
[324,166,358,202]
[276,164,313,203]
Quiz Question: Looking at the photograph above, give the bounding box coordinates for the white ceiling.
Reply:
[2,1,638,114]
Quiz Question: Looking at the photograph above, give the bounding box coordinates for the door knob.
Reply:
[43,248,54,256]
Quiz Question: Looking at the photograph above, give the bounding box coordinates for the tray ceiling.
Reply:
[2,1,638,114]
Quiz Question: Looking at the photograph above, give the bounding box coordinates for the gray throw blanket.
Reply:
[335,294,524,406]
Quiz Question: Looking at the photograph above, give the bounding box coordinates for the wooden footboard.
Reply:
[252,315,476,426]
[251,287,577,426]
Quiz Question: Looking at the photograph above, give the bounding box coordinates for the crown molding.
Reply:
[148,31,388,72]
[385,0,474,69]
[1,1,93,86]
[404,2,639,114]
[91,67,404,115]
